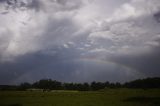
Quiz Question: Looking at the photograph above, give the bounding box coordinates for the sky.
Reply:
[0,0,160,84]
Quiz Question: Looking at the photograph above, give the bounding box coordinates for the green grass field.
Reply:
[0,89,160,106]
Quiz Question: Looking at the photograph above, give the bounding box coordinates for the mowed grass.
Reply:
[0,89,160,106]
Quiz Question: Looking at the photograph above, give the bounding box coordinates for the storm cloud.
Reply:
[0,0,160,84]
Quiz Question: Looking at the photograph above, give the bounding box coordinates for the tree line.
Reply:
[0,77,160,91]
[18,80,118,91]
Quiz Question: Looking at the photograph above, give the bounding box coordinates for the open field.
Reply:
[0,89,160,106]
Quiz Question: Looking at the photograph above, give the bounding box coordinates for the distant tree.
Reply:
[19,82,31,90]
[76,83,90,91]
[124,77,160,89]
[83,82,90,91]
[108,83,116,88]
[91,82,106,91]
[115,82,122,88]
[0,85,18,91]
[104,81,110,87]
[32,79,62,90]
[64,83,75,90]
[3,77,159,91]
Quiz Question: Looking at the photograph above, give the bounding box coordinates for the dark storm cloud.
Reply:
[110,45,160,77]
[27,0,42,11]
[25,0,84,12]
[0,46,138,84]
[0,0,6,3]
[0,0,42,11]
[0,0,83,12]
[154,11,160,23]
[55,0,83,11]
[0,41,140,84]
[0,0,19,7]
[0,48,78,84]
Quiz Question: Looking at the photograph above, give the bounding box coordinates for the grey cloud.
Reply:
[40,18,79,45]
[0,0,6,3]
[0,48,141,84]
[154,11,160,22]
[26,0,84,12]
[0,0,83,12]
[0,0,43,12]
[55,0,83,10]
[110,45,160,78]
[0,0,160,84]
[0,50,70,84]
[88,7,160,55]
[0,30,12,59]
[0,0,84,59]
[0,47,83,84]
[27,0,43,11]
[89,10,160,77]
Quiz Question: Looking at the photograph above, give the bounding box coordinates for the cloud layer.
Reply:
[0,0,160,84]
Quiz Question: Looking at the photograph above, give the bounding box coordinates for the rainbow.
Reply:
[76,57,146,77]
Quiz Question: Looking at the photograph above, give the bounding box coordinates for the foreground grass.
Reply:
[0,89,160,106]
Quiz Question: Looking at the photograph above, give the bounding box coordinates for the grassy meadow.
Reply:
[0,89,160,106]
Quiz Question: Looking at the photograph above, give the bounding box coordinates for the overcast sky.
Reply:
[0,0,160,84]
